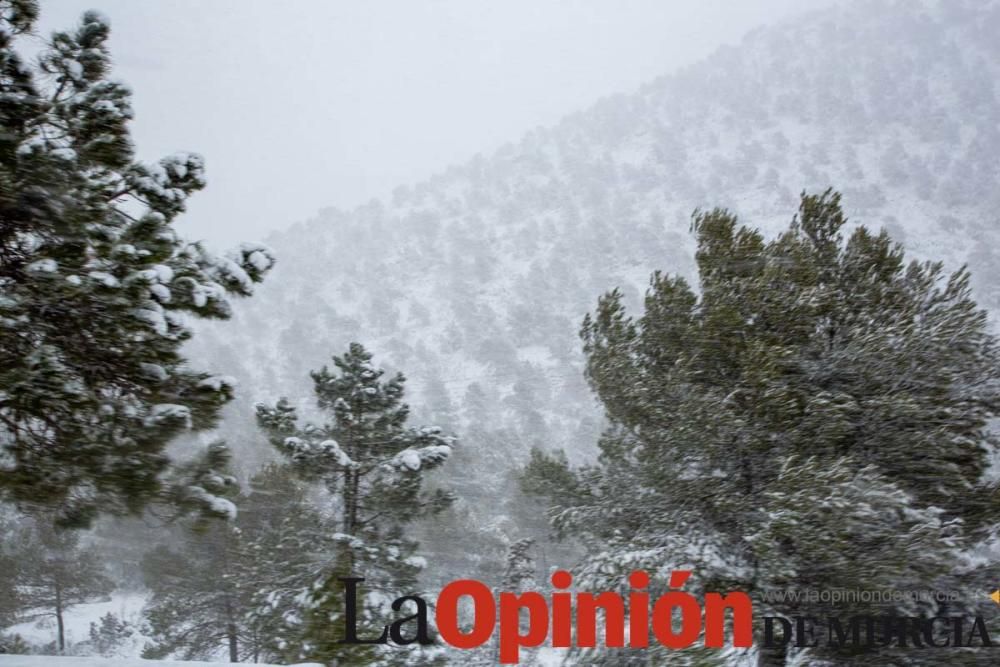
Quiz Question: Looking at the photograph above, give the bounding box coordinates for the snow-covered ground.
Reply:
[3,594,148,652]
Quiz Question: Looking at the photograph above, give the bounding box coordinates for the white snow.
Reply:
[92,100,121,115]
[182,485,237,519]
[318,439,355,467]
[88,272,120,288]
[404,555,427,569]
[148,284,171,303]
[214,257,252,292]
[26,259,58,273]
[2,593,148,654]
[392,449,422,471]
[144,404,190,426]
[245,248,273,272]
[132,305,168,337]
[196,375,236,392]
[65,60,83,80]
[138,364,167,382]
[50,147,77,161]
[387,445,451,471]
[282,437,355,468]
[151,265,173,283]
[208,496,237,519]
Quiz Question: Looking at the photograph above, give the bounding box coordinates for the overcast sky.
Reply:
[37,0,834,248]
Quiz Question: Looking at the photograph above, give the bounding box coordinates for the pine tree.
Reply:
[12,519,114,652]
[0,1,274,526]
[140,449,246,663]
[526,191,1000,665]
[0,632,30,655]
[501,538,536,593]
[88,612,133,658]
[256,342,454,666]
[141,461,327,663]
[142,523,248,662]
[239,463,340,664]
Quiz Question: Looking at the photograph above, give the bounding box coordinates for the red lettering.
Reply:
[629,570,650,648]
[704,591,753,647]
[577,592,626,648]
[551,570,573,647]
[435,579,495,649]
[498,591,549,664]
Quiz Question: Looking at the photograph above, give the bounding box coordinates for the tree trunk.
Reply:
[350,471,360,531]
[343,402,361,535]
[54,581,65,653]
[223,589,238,662]
[227,622,238,662]
[342,469,356,533]
[56,611,65,653]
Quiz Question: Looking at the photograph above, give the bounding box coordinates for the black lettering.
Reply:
[338,577,389,645]
[795,616,819,648]
[966,616,993,647]
[389,595,432,645]
[763,617,792,648]
[921,617,950,648]
[874,616,902,647]
[827,616,862,647]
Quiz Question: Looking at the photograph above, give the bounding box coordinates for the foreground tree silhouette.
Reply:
[527,191,1000,666]
[256,343,453,666]
[0,1,274,525]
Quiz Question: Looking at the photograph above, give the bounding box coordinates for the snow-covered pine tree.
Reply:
[0,0,274,527]
[140,466,248,663]
[142,524,248,662]
[11,519,114,652]
[526,191,1000,666]
[501,538,536,592]
[141,460,325,663]
[0,632,30,655]
[255,342,454,666]
[88,612,133,658]
[238,463,340,664]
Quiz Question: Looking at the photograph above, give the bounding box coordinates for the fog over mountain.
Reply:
[36,0,836,247]
[182,0,1000,585]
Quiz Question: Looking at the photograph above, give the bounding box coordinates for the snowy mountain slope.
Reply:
[186,0,1000,569]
